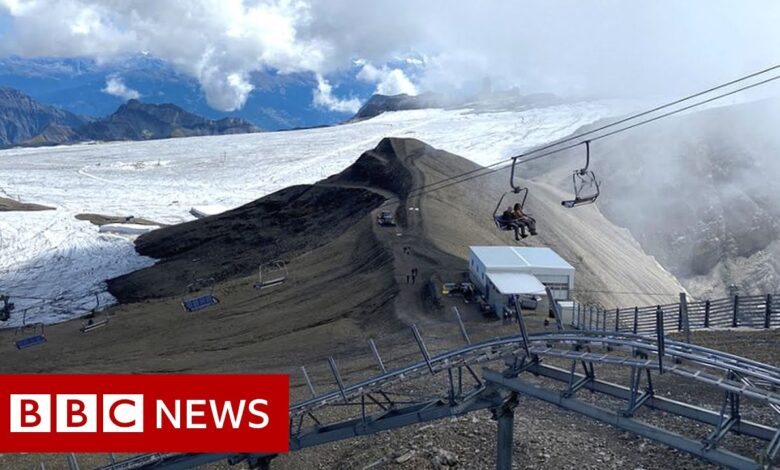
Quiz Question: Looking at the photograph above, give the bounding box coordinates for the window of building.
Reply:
[541,281,570,300]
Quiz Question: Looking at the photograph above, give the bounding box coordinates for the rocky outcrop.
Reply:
[78,99,261,141]
[351,93,443,121]
[0,87,88,146]
[0,88,261,147]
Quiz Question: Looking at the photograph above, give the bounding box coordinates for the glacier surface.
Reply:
[0,101,630,326]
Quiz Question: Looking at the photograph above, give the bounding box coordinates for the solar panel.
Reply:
[182,295,219,312]
[16,335,47,350]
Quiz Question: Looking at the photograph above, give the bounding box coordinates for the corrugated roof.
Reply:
[470,246,574,271]
[486,272,547,295]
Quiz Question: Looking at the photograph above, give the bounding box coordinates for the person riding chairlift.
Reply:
[500,204,536,241]
[512,203,537,239]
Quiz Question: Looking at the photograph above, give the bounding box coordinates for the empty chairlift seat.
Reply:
[254,261,288,290]
[15,324,47,350]
[16,334,47,350]
[182,294,220,312]
[80,317,110,333]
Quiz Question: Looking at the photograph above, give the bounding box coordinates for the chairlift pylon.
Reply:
[562,141,600,208]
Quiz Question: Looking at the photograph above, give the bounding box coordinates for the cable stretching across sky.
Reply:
[397,63,780,201]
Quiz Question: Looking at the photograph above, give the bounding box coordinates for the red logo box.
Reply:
[0,374,289,452]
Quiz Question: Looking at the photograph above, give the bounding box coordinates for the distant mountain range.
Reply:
[0,87,260,147]
[0,55,371,130]
[78,99,259,141]
[351,90,568,121]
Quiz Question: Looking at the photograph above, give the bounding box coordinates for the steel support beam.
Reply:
[524,362,776,442]
[290,391,499,451]
[494,398,516,470]
[483,369,759,470]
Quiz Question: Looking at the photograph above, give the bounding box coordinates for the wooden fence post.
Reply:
[732,294,739,328]
[633,306,638,334]
[615,308,620,332]
[704,300,710,328]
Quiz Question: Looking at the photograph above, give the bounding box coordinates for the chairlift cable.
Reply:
[402,71,780,201]
[396,66,780,201]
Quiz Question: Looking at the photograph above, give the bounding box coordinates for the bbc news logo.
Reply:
[1,375,289,452]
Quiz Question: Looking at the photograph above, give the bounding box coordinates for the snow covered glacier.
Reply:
[0,101,627,326]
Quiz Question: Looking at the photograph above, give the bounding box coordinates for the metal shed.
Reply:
[468,246,575,314]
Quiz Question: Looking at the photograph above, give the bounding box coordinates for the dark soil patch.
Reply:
[75,213,163,226]
[0,196,54,211]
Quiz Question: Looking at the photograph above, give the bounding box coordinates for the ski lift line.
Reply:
[405,65,780,196]
[395,69,780,202]
[400,72,780,202]
[506,62,780,163]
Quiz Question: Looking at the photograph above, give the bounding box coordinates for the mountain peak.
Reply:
[0,87,262,147]
[351,93,443,121]
[79,99,262,141]
[0,88,88,146]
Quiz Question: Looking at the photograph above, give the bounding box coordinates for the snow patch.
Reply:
[98,223,160,235]
[190,205,230,219]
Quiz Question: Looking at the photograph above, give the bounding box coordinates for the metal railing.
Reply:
[574,293,780,334]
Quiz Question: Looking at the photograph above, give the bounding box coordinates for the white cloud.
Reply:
[312,74,361,113]
[102,75,140,101]
[357,63,417,96]
[3,0,780,109]
[0,0,324,111]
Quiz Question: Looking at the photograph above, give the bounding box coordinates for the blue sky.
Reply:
[0,12,10,37]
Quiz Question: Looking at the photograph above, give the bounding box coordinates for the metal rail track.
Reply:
[98,325,780,470]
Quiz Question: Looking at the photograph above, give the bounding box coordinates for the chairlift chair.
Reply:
[181,277,219,312]
[79,292,109,333]
[182,294,220,312]
[254,260,288,290]
[562,141,601,208]
[377,210,396,227]
[15,323,47,350]
[493,187,528,230]
[80,317,110,333]
[493,156,531,230]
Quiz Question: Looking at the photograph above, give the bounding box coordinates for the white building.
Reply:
[468,246,575,315]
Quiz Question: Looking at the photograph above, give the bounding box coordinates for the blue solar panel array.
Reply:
[15,335,47,350]
[182,295,219,312]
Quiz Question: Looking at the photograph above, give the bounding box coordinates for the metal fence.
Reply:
[573,293,780,335]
